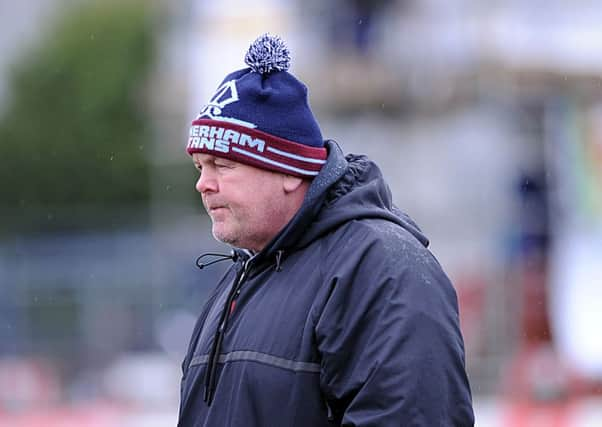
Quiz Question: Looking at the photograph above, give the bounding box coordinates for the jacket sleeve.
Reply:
[314,230,474,426]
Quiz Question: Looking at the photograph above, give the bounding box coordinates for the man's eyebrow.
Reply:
[193,155,219,169]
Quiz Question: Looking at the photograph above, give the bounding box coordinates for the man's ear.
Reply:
[282,175,305,193]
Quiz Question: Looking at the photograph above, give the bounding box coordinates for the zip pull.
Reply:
[275,250,284,272]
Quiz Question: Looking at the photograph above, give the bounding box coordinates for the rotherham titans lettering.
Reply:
[187,125,266,154]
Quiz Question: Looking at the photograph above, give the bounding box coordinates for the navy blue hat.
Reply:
[187,34,327,178]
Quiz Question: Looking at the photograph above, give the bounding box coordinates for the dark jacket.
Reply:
[178,141,474,426]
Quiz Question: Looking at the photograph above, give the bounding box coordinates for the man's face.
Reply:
[192,153,290,252]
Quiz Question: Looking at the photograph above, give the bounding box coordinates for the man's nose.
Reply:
[195,169,217,193]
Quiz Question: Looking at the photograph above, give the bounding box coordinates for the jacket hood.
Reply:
[259,140,428,263]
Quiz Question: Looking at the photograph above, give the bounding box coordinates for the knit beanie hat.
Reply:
[186,34,327,178]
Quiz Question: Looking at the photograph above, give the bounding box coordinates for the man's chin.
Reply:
[212,228,237,247]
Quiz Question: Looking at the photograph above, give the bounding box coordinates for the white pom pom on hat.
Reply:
[244,33,291,74]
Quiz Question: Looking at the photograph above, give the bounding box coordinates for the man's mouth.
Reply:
[208,206,227,213]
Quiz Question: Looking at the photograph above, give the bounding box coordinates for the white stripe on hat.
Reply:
[231,147,320,176]
[266,146,327,164]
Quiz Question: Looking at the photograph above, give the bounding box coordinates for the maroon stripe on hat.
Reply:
[186,119,327,177]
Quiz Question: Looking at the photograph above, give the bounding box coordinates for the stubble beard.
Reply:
[211,225,239,248]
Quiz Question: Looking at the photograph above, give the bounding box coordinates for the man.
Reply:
[179,34,474,426]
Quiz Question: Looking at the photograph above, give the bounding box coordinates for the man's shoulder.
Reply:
[329,217,428,254]
[321,216,450,285]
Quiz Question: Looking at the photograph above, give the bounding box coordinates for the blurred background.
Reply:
[1,0,601,425]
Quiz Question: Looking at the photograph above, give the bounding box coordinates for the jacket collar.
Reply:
[245,140,348,271]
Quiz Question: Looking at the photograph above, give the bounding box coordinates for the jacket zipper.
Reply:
[203,258,250,405]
